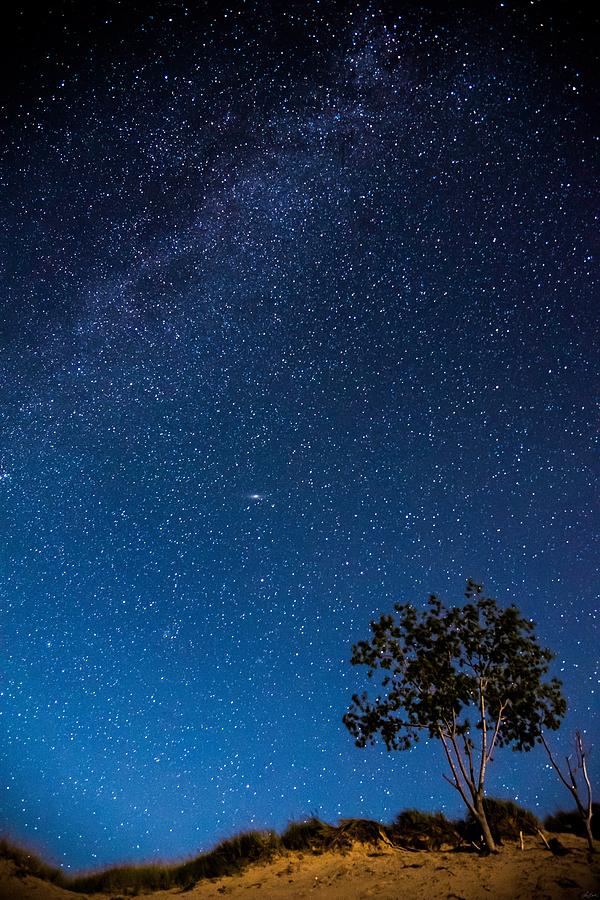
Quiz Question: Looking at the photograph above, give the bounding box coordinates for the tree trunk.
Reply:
[474,795,498,854]
[583,817,595,853]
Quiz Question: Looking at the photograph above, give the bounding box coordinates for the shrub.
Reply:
[545,804,600,839]
[462,798,541,845]
[281,817,391,854]
[280,818,337,853]
[336,818,390,848]
[389,809,461,850]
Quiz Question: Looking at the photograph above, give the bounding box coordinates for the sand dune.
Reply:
[1,834,598,900]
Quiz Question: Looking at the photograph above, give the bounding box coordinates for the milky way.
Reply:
[1,1,598,870]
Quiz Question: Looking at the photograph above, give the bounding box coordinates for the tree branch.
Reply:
[577,732,593,815]
[540,733,578,801]
[464,734,476,785]
[439,728,476,816]
[448,729,476,797]
[477,678,488,793]
[486,700,507,763]
[566,755,579,794]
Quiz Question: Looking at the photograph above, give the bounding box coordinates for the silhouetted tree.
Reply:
[542,730,595,852]
[343,580,566,853]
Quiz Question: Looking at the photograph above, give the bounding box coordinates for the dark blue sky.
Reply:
[1,0,598,872]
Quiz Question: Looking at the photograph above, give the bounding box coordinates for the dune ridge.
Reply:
[1,803,598,900]
[1,832,599,900]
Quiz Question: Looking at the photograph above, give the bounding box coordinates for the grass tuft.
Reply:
[280,817,388,854]
[176,829,281,886]
[281,818,336,852]
[389,809,461,850]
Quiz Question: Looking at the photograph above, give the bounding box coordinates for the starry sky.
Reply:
[0,0,598,873]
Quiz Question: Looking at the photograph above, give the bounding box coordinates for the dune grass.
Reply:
[389,809,462,850]
[0,837,67,886]
[0,798,587,895]
[67,830,282,893]
[465,798,542,845]
[280,816,391,853]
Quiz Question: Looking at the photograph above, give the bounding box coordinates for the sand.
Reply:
[1,834,598,900]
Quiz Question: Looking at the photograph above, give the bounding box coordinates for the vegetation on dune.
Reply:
[174,829,281,887]
[388,809,461,850]
[335,818,394,849]
[64,820,394,892]
[545,804,600,840]
[344,579,566,853]
[280,817,338,852]
[281,817,391,853]
[463,798,541,845]
[68,862,178,894]
[67,830,281,893]
[0,837,66,886]
[1,799,578,895]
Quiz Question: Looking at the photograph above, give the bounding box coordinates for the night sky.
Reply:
[1,0,598,872]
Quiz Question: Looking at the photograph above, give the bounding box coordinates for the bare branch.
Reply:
[439,729,476,816]
[486,700,507,763]
[540,733,576,798]
[566,755,579,794]
[449,731,476,795]
[477,678,488,793]
[577,732,593,814]
[541,731,595,852]
[464,734,476,785]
